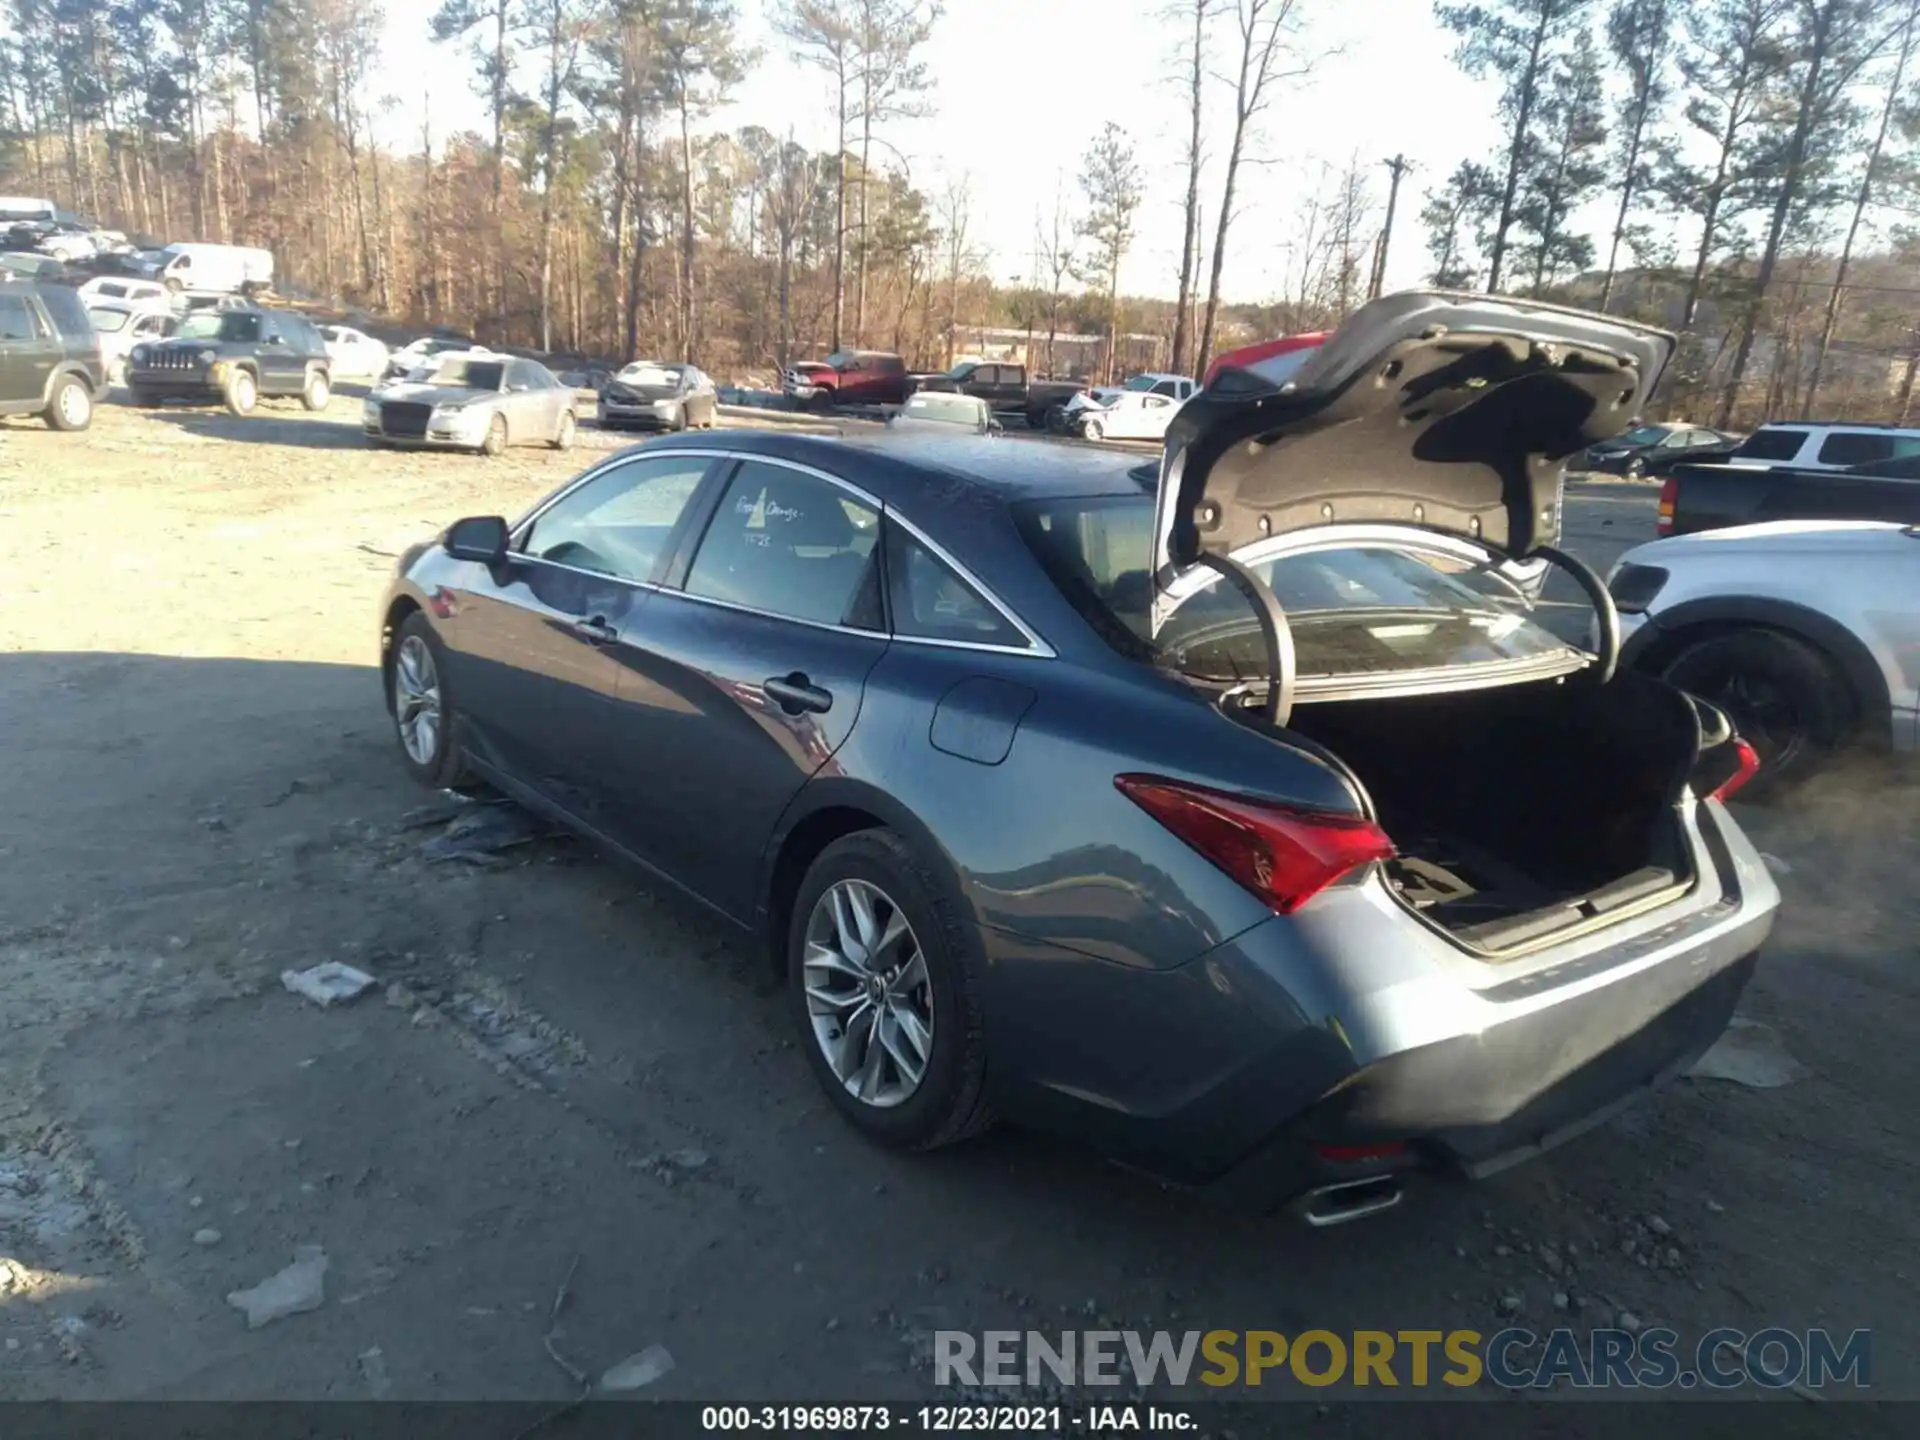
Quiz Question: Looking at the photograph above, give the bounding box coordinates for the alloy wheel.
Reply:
[393,635,442,766]
[802,879,934,1109]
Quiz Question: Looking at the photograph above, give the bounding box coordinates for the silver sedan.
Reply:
[363,353,577,456]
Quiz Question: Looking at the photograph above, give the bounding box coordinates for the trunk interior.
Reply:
[1268,670,1705,953]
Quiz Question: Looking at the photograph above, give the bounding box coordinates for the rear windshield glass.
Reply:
[88,307,131,333]
[1013,496,1577,688]
[1734,428,1807,461]
[897,393,984,424]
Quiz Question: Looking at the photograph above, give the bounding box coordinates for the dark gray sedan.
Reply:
[379,293,1780,1221]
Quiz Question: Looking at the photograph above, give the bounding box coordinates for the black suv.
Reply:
[126,304,333,416]
[0,278,106,432]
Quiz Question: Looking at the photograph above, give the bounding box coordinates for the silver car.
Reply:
[364,353,577,456]
[1609,519,1920,796]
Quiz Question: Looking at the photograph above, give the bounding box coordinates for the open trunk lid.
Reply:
[1154,292,1675,580]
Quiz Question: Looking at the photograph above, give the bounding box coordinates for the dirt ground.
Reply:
[1,394,1916,1420]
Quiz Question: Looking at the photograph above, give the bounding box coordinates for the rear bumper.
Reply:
[984,799,1777,1214]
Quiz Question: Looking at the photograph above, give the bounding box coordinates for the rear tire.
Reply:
[223,367,258,417]
[670,402,688,432]
[1660,629,1854,800]
[481,412,509,457]
[787,830,994,1152]
[43,374,93,432]
[301,367,331,412]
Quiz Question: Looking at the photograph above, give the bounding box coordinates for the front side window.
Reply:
[1122,375,1157,392]
[685,461,880,627]
[885,525,1026,648]
[1015,496,1579,692]
[521,454,712,583]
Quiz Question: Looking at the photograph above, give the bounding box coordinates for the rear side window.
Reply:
[685,461,881,627]
[1734,428,1807,461]
[1814,431,1920,466]
[0,293,39,340]
[34,284,91,341]
[884,524,1027,648]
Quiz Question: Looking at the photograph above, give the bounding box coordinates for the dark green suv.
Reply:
[0,278,106,431]
[126,304,333,416]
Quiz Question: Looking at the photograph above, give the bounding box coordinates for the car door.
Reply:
[255,312,299,393]
[685,369,717,426]
[437,450,720,824]
[0,292,56,406]
[599,455,892,915]
[1129,393,1176,440]
[502,360,548,440]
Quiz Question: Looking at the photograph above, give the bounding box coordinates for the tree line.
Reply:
[1421,0,1920,425]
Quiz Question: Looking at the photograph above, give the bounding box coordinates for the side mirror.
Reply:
[444,515,510,565]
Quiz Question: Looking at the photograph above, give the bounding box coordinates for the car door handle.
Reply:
[764,673,833,715]
[570,615,616,645]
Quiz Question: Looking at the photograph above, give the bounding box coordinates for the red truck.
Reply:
[781,349,912,410]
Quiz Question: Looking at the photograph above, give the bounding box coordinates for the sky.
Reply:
[372,0,1509,304]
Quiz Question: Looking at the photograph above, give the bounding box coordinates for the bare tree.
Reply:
[775,0,857,351]
[1598,0,1676,310]
[850,0,940,345]
[1715,0,1894,426]
[1075,123,1143,384]
[1169,0,1214,374]
[1196,0,1318,378]
[1806,0,1920,405]
[1438,0,1594,295]
[935,172,976,365]
[657,0,748,364]
[1034,176,1076,377]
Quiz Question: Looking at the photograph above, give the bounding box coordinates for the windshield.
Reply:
[175,312,259,342]
[617,362,684,388]
[1121,375,1158,392]
[898,393,985,425]
[88,308,131,333]
[1014,495,1579,692]
[431,357,505,390]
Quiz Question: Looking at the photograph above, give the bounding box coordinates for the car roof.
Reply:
[703,428,1148,505]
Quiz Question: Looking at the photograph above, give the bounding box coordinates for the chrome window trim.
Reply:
[689,450,1057,660]
[505,445,1057,660]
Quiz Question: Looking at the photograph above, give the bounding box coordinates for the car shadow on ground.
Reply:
[128,406,378,451]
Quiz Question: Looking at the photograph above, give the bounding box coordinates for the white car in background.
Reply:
[86,300,178,383]
[78,276,171,308]
[1607,519,1920,797]
[321,324,392,379]
[383,335,497,383]
[1067,372,1198,442]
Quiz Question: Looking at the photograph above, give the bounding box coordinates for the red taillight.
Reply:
[1115,774,1396,915]
[1656,477,1677,535]
[1707,738,1762,802]
[1314,1142,1409,1164]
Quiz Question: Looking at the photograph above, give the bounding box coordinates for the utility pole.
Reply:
[1370,154,1413,300]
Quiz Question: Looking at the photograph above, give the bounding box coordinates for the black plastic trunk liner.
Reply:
[1383,826,1557,927]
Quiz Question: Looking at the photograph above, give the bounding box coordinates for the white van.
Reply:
[141,243,274,296]
[0,196,57,224]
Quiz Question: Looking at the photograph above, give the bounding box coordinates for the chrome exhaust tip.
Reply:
[1295,1174,1404,1228]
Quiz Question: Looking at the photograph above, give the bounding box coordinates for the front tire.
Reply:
[387,613,473,790]
[128,385,158,409]
[44,374,93,432]
[223,367,258,417]
[788,830,994,1151]
[1661,629,1854,799]
[301,367,331,412]
[1082,417,1104,442]
[552,410,576,450]
[481,412,509,457]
